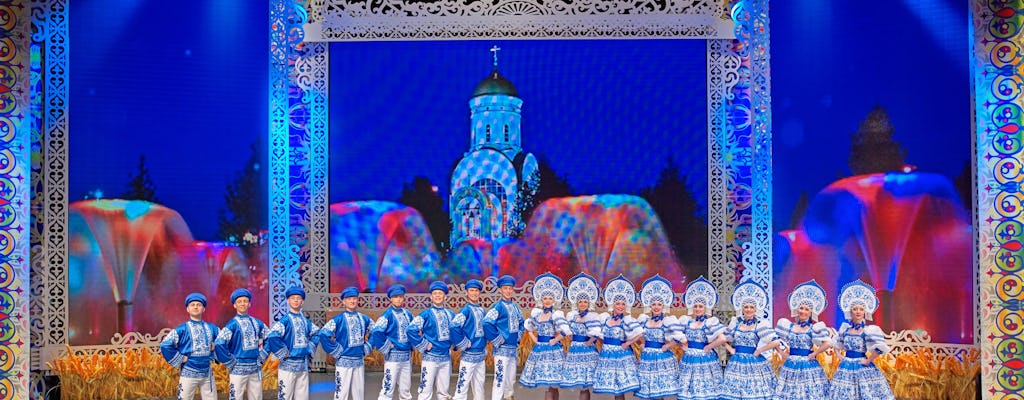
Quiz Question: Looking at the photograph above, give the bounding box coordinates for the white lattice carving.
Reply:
[707,38,740,316]
[305,0,734,41]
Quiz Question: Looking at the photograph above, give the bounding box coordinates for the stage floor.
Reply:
[198,371,642,399]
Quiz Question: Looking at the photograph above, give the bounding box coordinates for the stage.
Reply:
[0,0,1017,399]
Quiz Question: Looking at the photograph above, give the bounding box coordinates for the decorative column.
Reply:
[711,0,772,319]
[0,1,35,398]
[973,1,1024,398]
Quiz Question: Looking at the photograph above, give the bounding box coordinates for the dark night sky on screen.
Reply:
[69,0,969,241]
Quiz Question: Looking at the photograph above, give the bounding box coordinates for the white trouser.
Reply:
[418,360,452,400]
[379,360,413,400]
[278,369,309,400]
[335,366,365,400]
[229,372,262,400]
[179,374,216,400]
[452,360,485,400]
[490,355,517,400]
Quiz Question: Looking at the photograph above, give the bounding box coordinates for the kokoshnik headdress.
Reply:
[532,272,565,305]
[731,278,769,313]
[788,280,827,320]
[640,274,675,313]
[603,275,637,312]
[684,276,718,316]
[839,279,879,321]
[566,272,600,305]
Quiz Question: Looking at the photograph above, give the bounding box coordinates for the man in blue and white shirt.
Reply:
[214,288,269,400]
[450,279,487,400]
[320,286,373,400]
[369,284,415,400]
[161,292,219,400]
[265,285,320,400]
[407,281,456,400]
[483,275,524,400]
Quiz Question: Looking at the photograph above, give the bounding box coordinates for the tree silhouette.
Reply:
[953,160,973,211]
[122,154,160,203]
[519,156,573,227]
[218,141,266,244]
[399,176,450,253]
[789,191,810,230]
[848,105,906,175]
[511,166,540,238]
[641,157,708,271]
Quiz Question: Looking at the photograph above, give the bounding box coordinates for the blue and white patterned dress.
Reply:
[520,308,569,388]
[773,318,831,400]
[720,317,778,399]
[677,315,725,400]
[828,323,895,400]
[635,314,681,399]
[592,313,641,396]
[560,310,601,390]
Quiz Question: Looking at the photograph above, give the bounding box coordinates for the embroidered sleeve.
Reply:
[160,328,184,368]
[810,321,831,346]
[864,325,890,354]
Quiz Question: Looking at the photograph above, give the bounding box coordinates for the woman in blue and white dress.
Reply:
[592,275,642,400]
[520,273,570,399]
[720,279,782,399]
[635,274,681,400]
[774,280,832,400]
[676,276,727,400]
[828,279,895,400]
[560,272,602,400]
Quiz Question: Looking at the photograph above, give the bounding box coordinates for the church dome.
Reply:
[473,69,519,97]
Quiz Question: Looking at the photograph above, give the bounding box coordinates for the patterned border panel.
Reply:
[41,0,67,368]
[973,0,1024,398]
[27,0,44,378]
[707,38,741,315]
[743,0,772,319]
[304,0,734,41]
[709,0,772,319]
[270,0,306,321]
[294,41,329,299]
[0,1,33,398]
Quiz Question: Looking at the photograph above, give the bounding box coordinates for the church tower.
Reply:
[450,47,539,246]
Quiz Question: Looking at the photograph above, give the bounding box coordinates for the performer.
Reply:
[407,281,456,400]
[450,279,488,400]
[635,275,681,400]
[520,273,570,399]
[592,275,642,400]
[676,277,726,400]
[774,280,832,400]
[266,285,321,400]
[719,279,781,400]
[483,275,525,400]
[320,286,374,400]
[559,272,602,400]
[214,288,270,400]
[828,280,895,400]
[161,292,219,400]
[369,284,416,400]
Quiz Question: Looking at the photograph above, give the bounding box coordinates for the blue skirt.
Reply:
[636,348,681,399]
[773,356,830,399]
[519,343,565,388]
[720,353,776,400]
[592,346,640,395]
[827,358,895,400]
[560,342,598,389]
[678,349,722,400]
